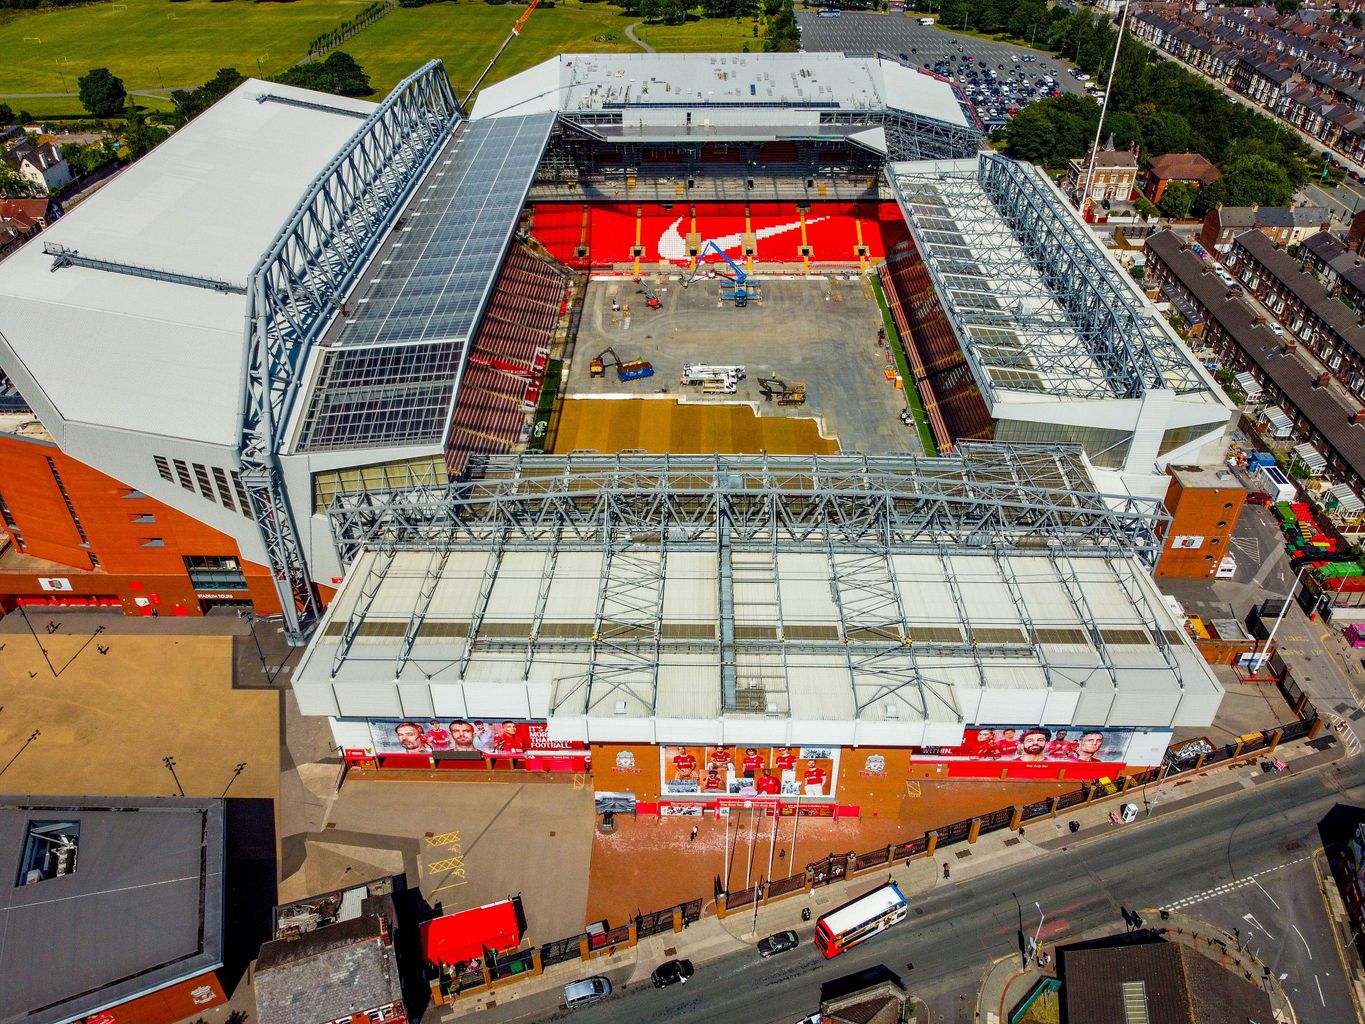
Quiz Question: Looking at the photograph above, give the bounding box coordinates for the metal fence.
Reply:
[490,949,536,981]
[540,934,583,968]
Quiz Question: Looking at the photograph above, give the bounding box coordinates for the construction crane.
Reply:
[635,277,662,310]
[681,241,756,307]
[464,0,544,107]
[590,347,654,382]
[757,376,806,405]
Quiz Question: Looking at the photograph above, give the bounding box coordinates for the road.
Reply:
[496,759,1364,1024]
[1299,180,1365,226]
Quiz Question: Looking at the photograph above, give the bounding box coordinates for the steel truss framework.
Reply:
[320,446,1179,722]
[240,61,462,643]
[881,109,981,162]
[891,154,1208,406]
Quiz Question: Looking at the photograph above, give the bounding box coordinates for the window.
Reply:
[122,489,147,499]
[183,555,247,592]
[0,487,17,531]
[173,459,193,491]
[154,456,172,482]
[193,464,214,501]
[16,820,79,886]
[141,538,165,548]
[212,468,235,512]
[46,457,93,552]
[131,514,156,524]
[231,472,254,520]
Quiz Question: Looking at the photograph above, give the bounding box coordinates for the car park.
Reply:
[652,959,695,987]
[563,977,612,1009]
[758,930,800,957]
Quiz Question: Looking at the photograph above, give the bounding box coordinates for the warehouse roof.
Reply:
[472,53,972,130]
[0,795,225,1024]
[0,80,373,450]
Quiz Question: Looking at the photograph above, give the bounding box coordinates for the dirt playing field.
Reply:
[551,397,839,455]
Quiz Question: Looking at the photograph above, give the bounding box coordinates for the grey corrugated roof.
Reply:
[254,915,404,1024]
[0,795,224,1024]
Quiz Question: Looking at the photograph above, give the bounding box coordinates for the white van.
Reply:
[918,16,935,24]
[564,977,612,1009]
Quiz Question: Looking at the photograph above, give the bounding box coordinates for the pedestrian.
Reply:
[942,862,950,879]
[778,848,786,860]
[689,825,699,842]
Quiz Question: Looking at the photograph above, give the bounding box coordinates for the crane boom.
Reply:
[464,0,543,107]
[682,240,753,306]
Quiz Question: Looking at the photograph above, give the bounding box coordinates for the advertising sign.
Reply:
[916,726,1135,765]
[37,577,72,592]
[366,718,585,757]
[661,744,838,798]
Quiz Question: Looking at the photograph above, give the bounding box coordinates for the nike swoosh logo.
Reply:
[657,215,831,262]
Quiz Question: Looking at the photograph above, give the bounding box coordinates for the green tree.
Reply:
[77,67,127,118]
[170,67,244,123]
[1157,180,1196,220]
[0,160,43,198]
[1274,0,1301,13]
[1104,110,1143,151]
[1134,106,1192,155]
[1203,154,1294,208]
[0,103,13,126]
[276,51,373,97]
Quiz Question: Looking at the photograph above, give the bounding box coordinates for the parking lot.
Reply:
[797,11,1088,129]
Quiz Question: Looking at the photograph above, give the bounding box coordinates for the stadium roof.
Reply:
[294,445,1222,742]
[472,52,972,132]
[287,113,556,453]
[0,81,374,450]
[0,795,225,1024]
[890,155,1223,407]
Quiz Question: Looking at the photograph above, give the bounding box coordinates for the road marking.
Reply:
[1162,855,1312,910]
[1316,974,1326,1005]
[1294,924,1313,960]
[1253,879,1281,910]
[427,830,462,847]
[1244,913,1275,940]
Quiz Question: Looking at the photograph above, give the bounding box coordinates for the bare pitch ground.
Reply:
[561,274,922,455]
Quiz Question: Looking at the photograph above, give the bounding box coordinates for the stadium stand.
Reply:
[879,251,993,448]
[530,201,910,266]
[445,246,567,473]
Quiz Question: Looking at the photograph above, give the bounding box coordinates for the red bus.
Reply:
[813,882,908,958]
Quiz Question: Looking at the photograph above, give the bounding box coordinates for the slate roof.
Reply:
[255,914,404,1024]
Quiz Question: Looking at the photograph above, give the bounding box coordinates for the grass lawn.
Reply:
[0,0,357,95]
[12,91,175,119]
[634,15,761,52]
[341,3,641,98]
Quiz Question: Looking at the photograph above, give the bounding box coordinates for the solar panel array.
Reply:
[294,112,557,452]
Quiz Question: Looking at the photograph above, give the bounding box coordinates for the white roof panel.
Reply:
[0,80,373,447]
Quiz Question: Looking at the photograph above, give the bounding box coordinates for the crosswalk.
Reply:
[1161,854,1313,911]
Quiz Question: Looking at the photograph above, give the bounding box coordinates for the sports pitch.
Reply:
[0,0,349,95]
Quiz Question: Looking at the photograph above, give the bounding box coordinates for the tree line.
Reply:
[989,5,1314,217]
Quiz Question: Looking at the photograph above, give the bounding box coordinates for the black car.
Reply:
[757,930,800,957]
[651,959,695,988]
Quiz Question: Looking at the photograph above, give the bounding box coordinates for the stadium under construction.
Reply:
[0,56,1232,803]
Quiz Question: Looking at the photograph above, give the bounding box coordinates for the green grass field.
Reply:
[0,0,355,95]
[633,15,761,52]
[340,4,641,98]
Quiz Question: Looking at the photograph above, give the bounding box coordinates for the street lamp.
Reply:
[1029,901,1045,960]
[1250,562,1311,671]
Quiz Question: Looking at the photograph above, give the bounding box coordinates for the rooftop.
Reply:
[0,81,373,450]
[0,795,225,1024]
[1169,464,1247,491]
[255,914,403,1024]
[890,154,1219,404]
[1146,152,1221,184]
[472,52,973,131]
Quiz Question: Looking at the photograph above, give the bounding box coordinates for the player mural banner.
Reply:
[915,726,1137,765]
[367,718,587,757]
[661,744,838,798]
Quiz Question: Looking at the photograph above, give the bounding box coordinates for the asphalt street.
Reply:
[795,12,1087,97]
[1299,178,1365,227]
[485,758,1364,1024]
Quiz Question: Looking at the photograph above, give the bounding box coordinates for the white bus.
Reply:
[814,882,908,958]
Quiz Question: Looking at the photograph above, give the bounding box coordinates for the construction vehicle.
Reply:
[680,363,747,386]
[590,347,654,382]
[757,377,806,405]
[636,278,662,310]
[681,241,757,307]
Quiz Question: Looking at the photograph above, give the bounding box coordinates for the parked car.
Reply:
[758,930,800,957]
[652,959,695,987]
[1269,323,1284,336]
[563,977,612,1009]
[1246,491,1272,507]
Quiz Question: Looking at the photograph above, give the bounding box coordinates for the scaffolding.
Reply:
[240,60,462,643]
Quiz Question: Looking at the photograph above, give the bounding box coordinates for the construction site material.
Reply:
[590,347,654,382]
[757,376,807,405]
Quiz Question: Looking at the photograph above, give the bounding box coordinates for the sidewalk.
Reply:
[436,734,1342,1019]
